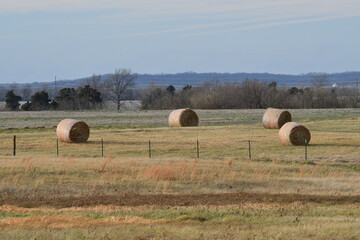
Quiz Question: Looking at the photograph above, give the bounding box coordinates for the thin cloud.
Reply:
[98,12,342,39]
[1,0,360,17]
[2,0,359,39]
[184,14,356,37]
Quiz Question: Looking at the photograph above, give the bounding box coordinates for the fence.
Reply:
[0,134,313,162]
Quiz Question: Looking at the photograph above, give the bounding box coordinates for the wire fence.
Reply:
[0,134,319,163]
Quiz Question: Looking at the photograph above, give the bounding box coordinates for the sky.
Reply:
[0,0,360,83]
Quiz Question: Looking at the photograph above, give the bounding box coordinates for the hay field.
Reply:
[0,109,360,239]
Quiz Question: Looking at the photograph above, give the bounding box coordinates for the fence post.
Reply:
[304,139,308,163]
[101,138,104,157]
[13,135,16,156]
[148,139,152,158]
[248,140,252,160]
[56,138,59,156]
[196,138,200,158]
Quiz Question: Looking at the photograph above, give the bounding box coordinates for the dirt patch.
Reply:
[0,215,168,228]
[1,192,360,208]
[0,203,313,215]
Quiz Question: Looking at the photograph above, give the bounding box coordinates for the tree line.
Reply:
[3,73,360,111]
[140,76,360,109]
[3,69,136,111]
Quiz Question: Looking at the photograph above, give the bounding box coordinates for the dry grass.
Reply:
[0,109,360,239]
[0,154,359,198]
[0,202,359,239]
[0,108,358,129]
[1,118,360,162]
[0,215,168,228]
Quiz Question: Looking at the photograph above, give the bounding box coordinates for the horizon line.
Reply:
[1,70,360,85]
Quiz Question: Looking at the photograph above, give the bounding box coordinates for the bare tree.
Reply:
[21,84,32,101]
[104,68,136,110]
[240,79,267,108]
[0,87,6,101]
[311,75,330,108]
[9,83,19,96]
[84,74,102,90]
[311,75,329,88]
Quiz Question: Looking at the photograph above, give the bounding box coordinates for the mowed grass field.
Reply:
[0,109,360,239]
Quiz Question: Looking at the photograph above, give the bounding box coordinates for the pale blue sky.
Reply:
[1,0,359,83]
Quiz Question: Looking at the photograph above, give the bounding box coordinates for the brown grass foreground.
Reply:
[1,109,360,239]
[1,156,360,198]
[0,154,359,239]
[0,202,359,239]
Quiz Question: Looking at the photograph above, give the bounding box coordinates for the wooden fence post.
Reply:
[304,139,308,163]
[101,138,104,157]
[13,135,16,156]
[56,138,59,156]
[148,140,152,158]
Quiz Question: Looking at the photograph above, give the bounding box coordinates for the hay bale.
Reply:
[168,108,199,127]
[262,108,292,129]
[56,119,90,143]
[279,122,311,146]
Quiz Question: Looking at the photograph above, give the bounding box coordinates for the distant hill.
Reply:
[1,72,360,89]
[133,72,360,88]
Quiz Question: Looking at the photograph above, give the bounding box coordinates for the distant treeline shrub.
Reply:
[140,79,360,109]
[3,74,360,111]
[56,85,103,110]
[4,85,103,111]
[1,68,136,111]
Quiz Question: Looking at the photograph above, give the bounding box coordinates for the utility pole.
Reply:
[54,76,57,96]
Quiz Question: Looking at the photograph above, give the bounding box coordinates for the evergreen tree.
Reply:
[76,85,103,110]
[20,101,32,111]
[31,91,50,111]
[166,85,175,95]
[56,88,77,110]
[5,90,22,110]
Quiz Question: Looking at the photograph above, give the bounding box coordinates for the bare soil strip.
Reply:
[0,215,168,228]
[1,192,360,208]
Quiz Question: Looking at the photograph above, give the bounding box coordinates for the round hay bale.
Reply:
[168,108,199,127]
[56,119,90,143]
[279,122,311,146]
[262,108,292,129]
